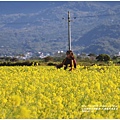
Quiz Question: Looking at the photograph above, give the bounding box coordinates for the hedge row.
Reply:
[0,61,40,66]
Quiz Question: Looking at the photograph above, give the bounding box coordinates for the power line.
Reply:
[0,12,120,25]
[64,11,120,51]
[73,12,120,19]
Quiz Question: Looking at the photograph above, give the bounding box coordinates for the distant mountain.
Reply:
[0,1,120,55]
[0,1,66,14]
[74,24,120,54]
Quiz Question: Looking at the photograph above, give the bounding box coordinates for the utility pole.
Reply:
[68,11,72,51]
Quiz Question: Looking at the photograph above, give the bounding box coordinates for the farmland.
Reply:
[0,65,119,118]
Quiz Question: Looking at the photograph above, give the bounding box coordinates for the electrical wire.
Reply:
[0,12,120,25]
[75,12,120,19]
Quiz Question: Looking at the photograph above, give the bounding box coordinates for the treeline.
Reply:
[0,54,120,66]
[0,61,40,66]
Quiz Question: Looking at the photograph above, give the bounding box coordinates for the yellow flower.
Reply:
[0,65,119,119]
[2,98,7,104]
[11,95,21,107]
[18,106,31,119]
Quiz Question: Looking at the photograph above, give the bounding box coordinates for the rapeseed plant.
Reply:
[0,66,119,118]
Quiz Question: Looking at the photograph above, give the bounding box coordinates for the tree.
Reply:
[88,53,96,57]
[88,53,96,61]
[104,54,111,62]
[96,54,110,62]
[44,56,54,62]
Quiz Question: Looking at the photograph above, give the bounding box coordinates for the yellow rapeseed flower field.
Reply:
[0,65,119,119]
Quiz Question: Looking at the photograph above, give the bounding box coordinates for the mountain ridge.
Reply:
[0,1,120,55]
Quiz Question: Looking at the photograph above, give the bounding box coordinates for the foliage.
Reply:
[0,65,119,119]
[96,54,110,62]
[44,56,54,62]
[0,60,41,66]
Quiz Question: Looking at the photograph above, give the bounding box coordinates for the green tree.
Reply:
[104,54,111,62]
[96,54,110,62]
[44,56,54,62]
